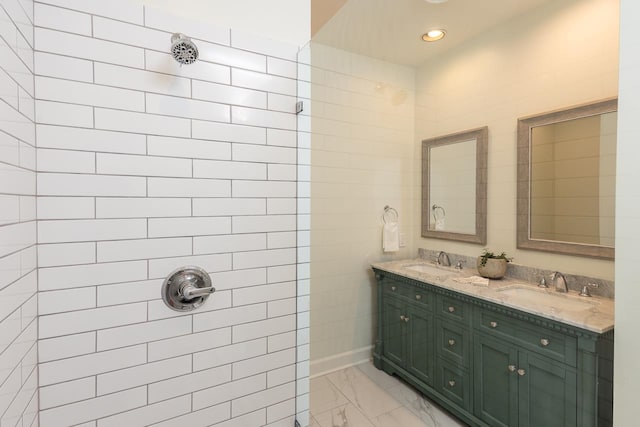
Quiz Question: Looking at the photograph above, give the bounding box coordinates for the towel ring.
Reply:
[383,205,399,224]
[432,204,446,220]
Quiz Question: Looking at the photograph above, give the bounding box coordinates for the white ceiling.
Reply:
[312,0,557,67]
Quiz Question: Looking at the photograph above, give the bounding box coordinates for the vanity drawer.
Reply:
[436,295,470,323]
[436,319,470,367]
[436,360,471,410]
[384,280,432,307]
[475,310,577,366]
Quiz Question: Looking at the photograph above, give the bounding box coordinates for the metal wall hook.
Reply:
[383,205,399,223]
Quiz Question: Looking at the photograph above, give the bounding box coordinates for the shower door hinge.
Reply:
[294,420,302,427]
[296,101,304,114]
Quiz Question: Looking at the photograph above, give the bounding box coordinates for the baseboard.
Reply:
[310,345,374,378]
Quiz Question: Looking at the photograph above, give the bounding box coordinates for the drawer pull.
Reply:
[508,365,516,372]
[447,306,456,313]
[517,368,526,376]
[448,339,456,346]
[540,338,550,347]
[448,380,456,387]
[415,294,422,300]
[391,286,397,291]
[490,321,498,328]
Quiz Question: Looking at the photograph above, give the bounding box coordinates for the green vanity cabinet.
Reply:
[474,308,579,427]
[474,333,577,427]
[435,295,473,411]
[380,282,436,386]
[381,294,405,366]
[373,268,614,427]
[474,333,518,426]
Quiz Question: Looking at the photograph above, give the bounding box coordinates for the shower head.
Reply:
[170,33,198,65]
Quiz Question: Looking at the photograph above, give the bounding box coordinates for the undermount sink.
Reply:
[404,263,457,277]
[497,285,598,312]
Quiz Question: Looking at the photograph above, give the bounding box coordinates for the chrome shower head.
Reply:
[170,33,198,65]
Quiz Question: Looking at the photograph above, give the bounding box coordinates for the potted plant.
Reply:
[477,249,512,279]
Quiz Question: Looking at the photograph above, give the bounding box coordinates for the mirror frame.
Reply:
[422,126,488,244]
[517,98,617,259]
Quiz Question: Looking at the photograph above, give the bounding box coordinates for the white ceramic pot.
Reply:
[476,257,507,279]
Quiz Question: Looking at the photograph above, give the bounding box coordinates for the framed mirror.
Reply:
[422,127,488,244]
[517,98,617,259]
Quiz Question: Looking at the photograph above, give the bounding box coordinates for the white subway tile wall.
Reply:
[32,1,307,426]
[0,1,38,427]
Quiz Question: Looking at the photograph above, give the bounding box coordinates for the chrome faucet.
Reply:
[551,271,568,293]
[436,251,451,267]
[579,282,599,297]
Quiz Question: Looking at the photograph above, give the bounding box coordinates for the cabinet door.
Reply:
[437,319,470,368]
[437,360,471,410]
[405,303,435,385]
[474,333,519,427]
[382,295,405,366]
[518,352,577,427]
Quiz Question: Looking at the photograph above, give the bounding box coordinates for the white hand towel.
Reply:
[383,222,400,252]
[435,218,445,231]
[454,276,490,287]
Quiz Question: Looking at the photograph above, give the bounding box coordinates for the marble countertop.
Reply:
[371,258,614,334]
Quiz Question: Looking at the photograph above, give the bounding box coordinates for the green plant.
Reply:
[479,249,513,267]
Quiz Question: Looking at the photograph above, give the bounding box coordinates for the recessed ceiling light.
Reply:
[425,0,449,3]
[422,29,446,42]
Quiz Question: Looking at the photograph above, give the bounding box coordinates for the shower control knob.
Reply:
[180,282,215,300]
[162,266,215,312]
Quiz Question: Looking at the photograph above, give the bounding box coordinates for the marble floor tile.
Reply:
[355,362,403,391]
[371,407,434,427]
[326,366,403,418]
[386,382,466,427]
[314,403,376,427]
[310,375,350,416]
[310,362,466,427]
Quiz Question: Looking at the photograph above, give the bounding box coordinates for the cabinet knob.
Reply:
[490,321,498,328]
[540,338,550,347]
[517,368,526,376]
[448,306,456,313]
[391,286,397,291]
[415,294,422,300]
[399,315,405,321]
[508,365,516,372]
[404,317,410,323]
[448,380,456,387]
[448,339,456,346]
